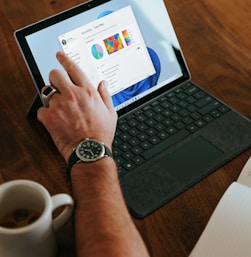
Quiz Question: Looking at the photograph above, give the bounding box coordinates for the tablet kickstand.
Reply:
[27,93,44,117]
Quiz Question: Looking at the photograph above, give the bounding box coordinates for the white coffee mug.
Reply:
[0,179,74,257]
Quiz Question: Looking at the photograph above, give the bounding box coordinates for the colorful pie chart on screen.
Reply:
[91,44,104,60]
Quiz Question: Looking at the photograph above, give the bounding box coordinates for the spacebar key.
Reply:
[142,129,190,159]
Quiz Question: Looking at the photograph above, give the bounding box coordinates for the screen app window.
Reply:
[58,6,156,96]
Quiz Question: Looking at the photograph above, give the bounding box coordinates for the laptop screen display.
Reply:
[16,0,190,114]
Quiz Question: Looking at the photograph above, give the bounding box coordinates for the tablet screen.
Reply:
[15,0,189,113]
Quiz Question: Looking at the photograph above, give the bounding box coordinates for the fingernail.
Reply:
[56,51,66,60]
[102,80,108,88]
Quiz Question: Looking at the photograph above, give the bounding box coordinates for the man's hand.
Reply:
[37,51,117,163]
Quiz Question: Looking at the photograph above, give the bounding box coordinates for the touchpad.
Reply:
[159,136,223,180]
[120,136,223,218]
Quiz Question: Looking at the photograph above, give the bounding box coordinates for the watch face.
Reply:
[76,139,105,162]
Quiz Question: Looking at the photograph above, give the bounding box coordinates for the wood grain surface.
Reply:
[0,0,250,256]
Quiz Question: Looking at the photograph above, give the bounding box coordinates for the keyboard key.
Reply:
[179,109,190,117]
[167,126,178,135]
[142,129,190,159]
[150,100,160,107]
[162,118,173,126]
[191,112,201,120]
[195,120,207,128]
[186,96,196,104]
[194,90,206,99]
[145,109,155,118]
[177,92,187,100]
[126,113,136,120]
[203,114,214,123]
[119,133,131,141]
[123,151,134,160]
[113,148,122,157]
[136,114,147,122]
[128,119,138,127]
[113,137,122,147]
[129,138,140,146]
[158,131,169,139]
[153,106,163,113]
[115,156,125,165]
[146,128,157,136]
[211,110,222,118]
[187,124,198,133]
[140,141,152,150]
[183,117,193,125]
[195,95,213,108]
[119,142,131,151]
[131,146,144,155]
[132,156,145,165]
[185,85,198,95]
[178,100,189,108]
[123,162,136,171]
[187,105,197,113]
[174,121,186,130]
[154,114,165,122]
[149,136,161,145]
[163,110,173,117]
[169,97,179,104]
[160,101,170,109]
[169,105,181,112]
[128,128,140,137]
[171,113,182,122]
[155,123,165,131]
[120,123,130,132]
[137,133,148,141]
[199,101,221,115]
[219,105,230,113]
[138,123,148,131]
[145,118,157,127]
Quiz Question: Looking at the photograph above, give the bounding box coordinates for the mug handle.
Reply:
[51,194,74,231]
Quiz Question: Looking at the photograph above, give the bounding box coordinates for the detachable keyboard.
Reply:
[113,82,230,174]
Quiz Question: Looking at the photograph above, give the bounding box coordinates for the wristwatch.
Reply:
[67,138,113,175]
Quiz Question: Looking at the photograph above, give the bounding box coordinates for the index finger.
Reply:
[56,51,92,88]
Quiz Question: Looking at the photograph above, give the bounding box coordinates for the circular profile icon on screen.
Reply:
[62,39,67,45]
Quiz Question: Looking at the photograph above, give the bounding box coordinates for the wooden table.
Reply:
[1,0,250,256]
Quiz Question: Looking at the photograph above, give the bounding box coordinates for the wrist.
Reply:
[70,158,118,184]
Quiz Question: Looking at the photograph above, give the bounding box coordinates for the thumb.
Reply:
[37,107,47,124]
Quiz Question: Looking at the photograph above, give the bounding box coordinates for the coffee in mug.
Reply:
[0,179,74,257]
[0,208,41,228]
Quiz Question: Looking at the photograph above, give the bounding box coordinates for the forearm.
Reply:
[71,158,149,257]
[36,52,144,256]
